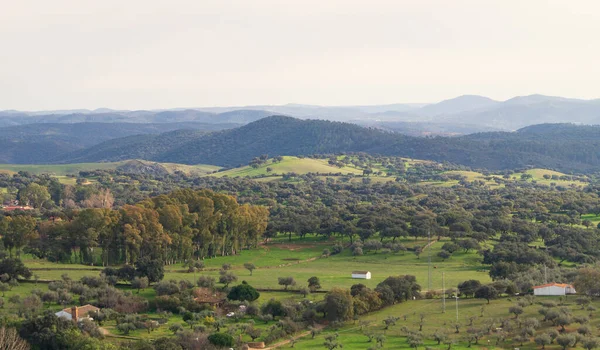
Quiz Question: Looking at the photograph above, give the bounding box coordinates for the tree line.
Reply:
[6,189,268,266]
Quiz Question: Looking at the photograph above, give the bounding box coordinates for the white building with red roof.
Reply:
[533,283,576,296]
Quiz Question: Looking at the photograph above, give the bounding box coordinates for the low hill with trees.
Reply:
[55,118,600,173]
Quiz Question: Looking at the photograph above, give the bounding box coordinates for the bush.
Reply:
[331,244,344,255]
[154,281,180,296]
[197,276,216,289]
[227,281,260,302]
[154,295,182,313]
[208,332,234,347]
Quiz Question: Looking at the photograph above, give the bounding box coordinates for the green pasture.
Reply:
[212,156,364,178]
[0,162,126,176]
[290,295,597,350]
[22,239,487,292]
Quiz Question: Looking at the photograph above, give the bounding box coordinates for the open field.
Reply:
[11,234,594,349]
[289,295,596,350]
[212,156,364,178]
[22,238,487,292]
[0,160,220,178]
[0,162,126,175]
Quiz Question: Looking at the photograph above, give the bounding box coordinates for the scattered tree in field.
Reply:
[169,323,183,334]
[299,286,310,298]
[535,334,552,349]
[219,270,237,287]
[324,333,342,350]
[278,277,296,290]
[407,332,423,349]
[308,276,321,292]
[117,322,136,335]
[556,334,575,350]
[245,324,262,341]
[582,337,600,350]
[383,316,399,330]
[130,276,149,293]
[457,280,481,298]
[438,250,451,260]
[197,276,215,289]
[576,296,591,310]
[135,257,164,284]
[375,334,386,347]
[474,285,498,303]
[227,281,260,301]
[244,263,256,275]
[433,330,448,345]
[509,305,524,318]
[414,246,422,259]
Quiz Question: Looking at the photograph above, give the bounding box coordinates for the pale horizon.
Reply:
[2,0,600,110]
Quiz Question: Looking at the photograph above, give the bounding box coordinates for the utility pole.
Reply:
[455,287,459,322]
[427,230,432,291]
[442,272,446,313]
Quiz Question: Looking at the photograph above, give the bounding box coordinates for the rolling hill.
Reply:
[51,117,600,173]
[0,122,238,164]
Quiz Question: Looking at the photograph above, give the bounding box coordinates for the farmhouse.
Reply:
[533,283,576,296]
[352,271,371,279]
[1,205,33,212]
[55,304,100,323]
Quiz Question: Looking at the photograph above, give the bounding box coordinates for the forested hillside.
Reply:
[0,122,238,163]
[56,118,600,173]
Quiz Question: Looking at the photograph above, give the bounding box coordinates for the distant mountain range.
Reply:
[2,95,600,172]
[3,94,600,133]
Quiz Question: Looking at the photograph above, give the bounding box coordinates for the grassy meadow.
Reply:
[212,156,364,178]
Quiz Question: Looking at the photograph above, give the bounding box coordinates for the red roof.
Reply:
[533,283,573,289]
[2,206,33,211]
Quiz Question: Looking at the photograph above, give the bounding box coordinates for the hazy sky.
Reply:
[2,0,599,110]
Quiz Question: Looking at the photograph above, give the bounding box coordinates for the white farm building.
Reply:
[352,271,371,279]
[533,283,576,296]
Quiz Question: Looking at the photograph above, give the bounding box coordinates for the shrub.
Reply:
[208,332,234,347]
[331,244,344,255]
[227,281,260,302]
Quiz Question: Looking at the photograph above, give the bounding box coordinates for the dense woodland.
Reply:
[55,118,600,173]
[5,116,600,173]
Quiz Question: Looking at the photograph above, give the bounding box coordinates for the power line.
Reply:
[427,230,432,291]
[442,272,446,313]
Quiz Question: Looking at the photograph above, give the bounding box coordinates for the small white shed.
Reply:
[533,283,576,296]
[352,271,371,279]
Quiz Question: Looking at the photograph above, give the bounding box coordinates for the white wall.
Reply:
[534,285,566,296]
[352,273,371,279]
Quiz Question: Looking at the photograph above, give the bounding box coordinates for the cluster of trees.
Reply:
[322,275,421,323]
[12,189,268,266]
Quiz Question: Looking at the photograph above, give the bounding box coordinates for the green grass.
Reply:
[0,162,127,175]
[290,295,596,350]
[212,156,364,178]
[0,161,220,177]
[23,239,487,292]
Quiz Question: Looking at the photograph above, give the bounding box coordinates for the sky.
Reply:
[1,0,600,110]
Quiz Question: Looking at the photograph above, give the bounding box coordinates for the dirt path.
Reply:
[423,239,438,250]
